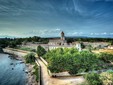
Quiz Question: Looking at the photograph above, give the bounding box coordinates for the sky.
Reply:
[0,0,113,38]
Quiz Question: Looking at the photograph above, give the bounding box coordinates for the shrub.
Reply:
[33,64,39,81]
[100,71,113,85]
[85,73,102,85]
[24,53,35,63]
[37,45,46,57]
[98,52,113,63]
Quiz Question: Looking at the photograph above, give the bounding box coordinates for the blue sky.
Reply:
[0,0,113,38]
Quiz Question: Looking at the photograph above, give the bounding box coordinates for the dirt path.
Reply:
[37,58,85,85]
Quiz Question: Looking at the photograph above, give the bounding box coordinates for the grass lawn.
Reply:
[17,47,36,52]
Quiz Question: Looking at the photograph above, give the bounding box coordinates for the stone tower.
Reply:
[61,31,65,40]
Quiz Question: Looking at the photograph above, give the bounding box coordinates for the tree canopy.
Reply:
[37,45,46,57]
[43,48,104,74]
[0,36,49,48]
[24,53,35,63]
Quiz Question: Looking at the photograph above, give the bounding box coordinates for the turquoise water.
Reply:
[0,53,27,85]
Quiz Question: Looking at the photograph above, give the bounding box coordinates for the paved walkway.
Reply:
[37,58,85,85]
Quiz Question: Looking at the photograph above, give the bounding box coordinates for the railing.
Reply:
[40,57,48,65]
[39,57,52,77]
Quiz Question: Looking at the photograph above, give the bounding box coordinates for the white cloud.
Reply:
[73,32,78,35]
[70,32,84,36]
[90,32,108,35]
[90,33,94,35]
[55,28,61,31]
[79,32,83,34]
[22,29,62,37]
[94,33,99,35]
[101,32,107,35]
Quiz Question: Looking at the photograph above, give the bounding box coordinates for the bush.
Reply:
[85,73,102,85]
[24,53,35,63]
[37,45,46,57]
[100,71,113,85]
[33,64,39,81]
[83,71,113,85]
[98,52,113,63]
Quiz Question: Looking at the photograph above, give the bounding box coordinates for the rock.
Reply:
[10,63,13,65]
[25,69,29,74]
[19,61,24,64]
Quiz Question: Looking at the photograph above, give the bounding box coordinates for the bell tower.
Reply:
[61,31,65,40]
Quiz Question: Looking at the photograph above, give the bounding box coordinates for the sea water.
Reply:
[0,53,27,85]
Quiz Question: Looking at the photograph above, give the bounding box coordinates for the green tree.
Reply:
[109,41,113,45]
[22,40,28,45]
[25,53,35,63]
[9,41,17,48]
[81,42,85,49]
[86,45,93,52]
[69,51,103,74]
[44,48,103,74]
[98,52,113,63]
[37,45,46,57]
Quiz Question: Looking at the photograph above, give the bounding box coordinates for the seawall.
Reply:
[3,48,29,57]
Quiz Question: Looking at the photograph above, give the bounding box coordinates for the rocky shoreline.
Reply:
[3,49,38,85]
[26,64,38,85]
